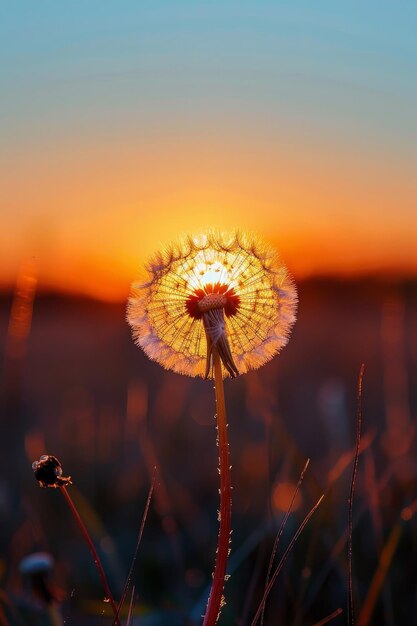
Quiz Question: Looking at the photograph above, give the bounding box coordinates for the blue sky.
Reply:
[2,2,416,145]
[1,2,417,297]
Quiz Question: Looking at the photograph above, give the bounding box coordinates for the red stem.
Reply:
[203,349,232,626]
[60,486,121,626]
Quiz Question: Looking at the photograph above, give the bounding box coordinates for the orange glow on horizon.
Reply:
[3,128,417,301]
[3,251,416,304]
[3,225,417,303]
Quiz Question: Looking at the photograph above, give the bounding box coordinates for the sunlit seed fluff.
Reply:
[127,230,297,378]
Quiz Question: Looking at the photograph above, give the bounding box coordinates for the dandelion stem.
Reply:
[60,486,121,626]
[203,348,232,626]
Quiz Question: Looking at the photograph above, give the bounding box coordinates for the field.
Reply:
[1,277,416,624]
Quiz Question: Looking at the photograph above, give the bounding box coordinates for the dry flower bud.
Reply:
[32,454,72,488]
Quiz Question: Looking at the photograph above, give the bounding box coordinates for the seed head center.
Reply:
[185,283,240,320]
[197,293,227,313]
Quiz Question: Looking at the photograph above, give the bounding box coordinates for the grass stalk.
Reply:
[357,523,401,626]
[250,494,324,626]
[112,471,155,626]
[260,458,310,625]
[312,607,343,626]
[347,364,365,626]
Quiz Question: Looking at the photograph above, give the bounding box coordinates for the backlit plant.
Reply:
[127,230,297,624]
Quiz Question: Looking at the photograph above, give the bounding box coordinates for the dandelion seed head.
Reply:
[127,230,297,378]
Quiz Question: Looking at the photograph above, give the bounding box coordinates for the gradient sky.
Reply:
[1,2,416,300]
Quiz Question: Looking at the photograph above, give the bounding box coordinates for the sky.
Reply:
[1,2,416,300]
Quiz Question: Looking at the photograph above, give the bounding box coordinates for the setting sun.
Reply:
[1,4,416,301]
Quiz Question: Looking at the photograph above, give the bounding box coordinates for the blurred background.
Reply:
[1,2,416,624]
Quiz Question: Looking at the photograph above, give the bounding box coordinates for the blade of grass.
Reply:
[302,467,392,615]
[126,585,136,626]
[347,364,364,626]
[260,458,310,625]
[112,469,156,626]
[293,430,374,626]
[312,607,343,626]
[238,540,267,626]
[356,523,402,626]
[250,494,324,626]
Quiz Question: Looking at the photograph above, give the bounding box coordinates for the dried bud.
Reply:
[32,455,71,488]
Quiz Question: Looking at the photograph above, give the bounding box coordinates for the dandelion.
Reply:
[127,230,297,625]
[127,230,297,379]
